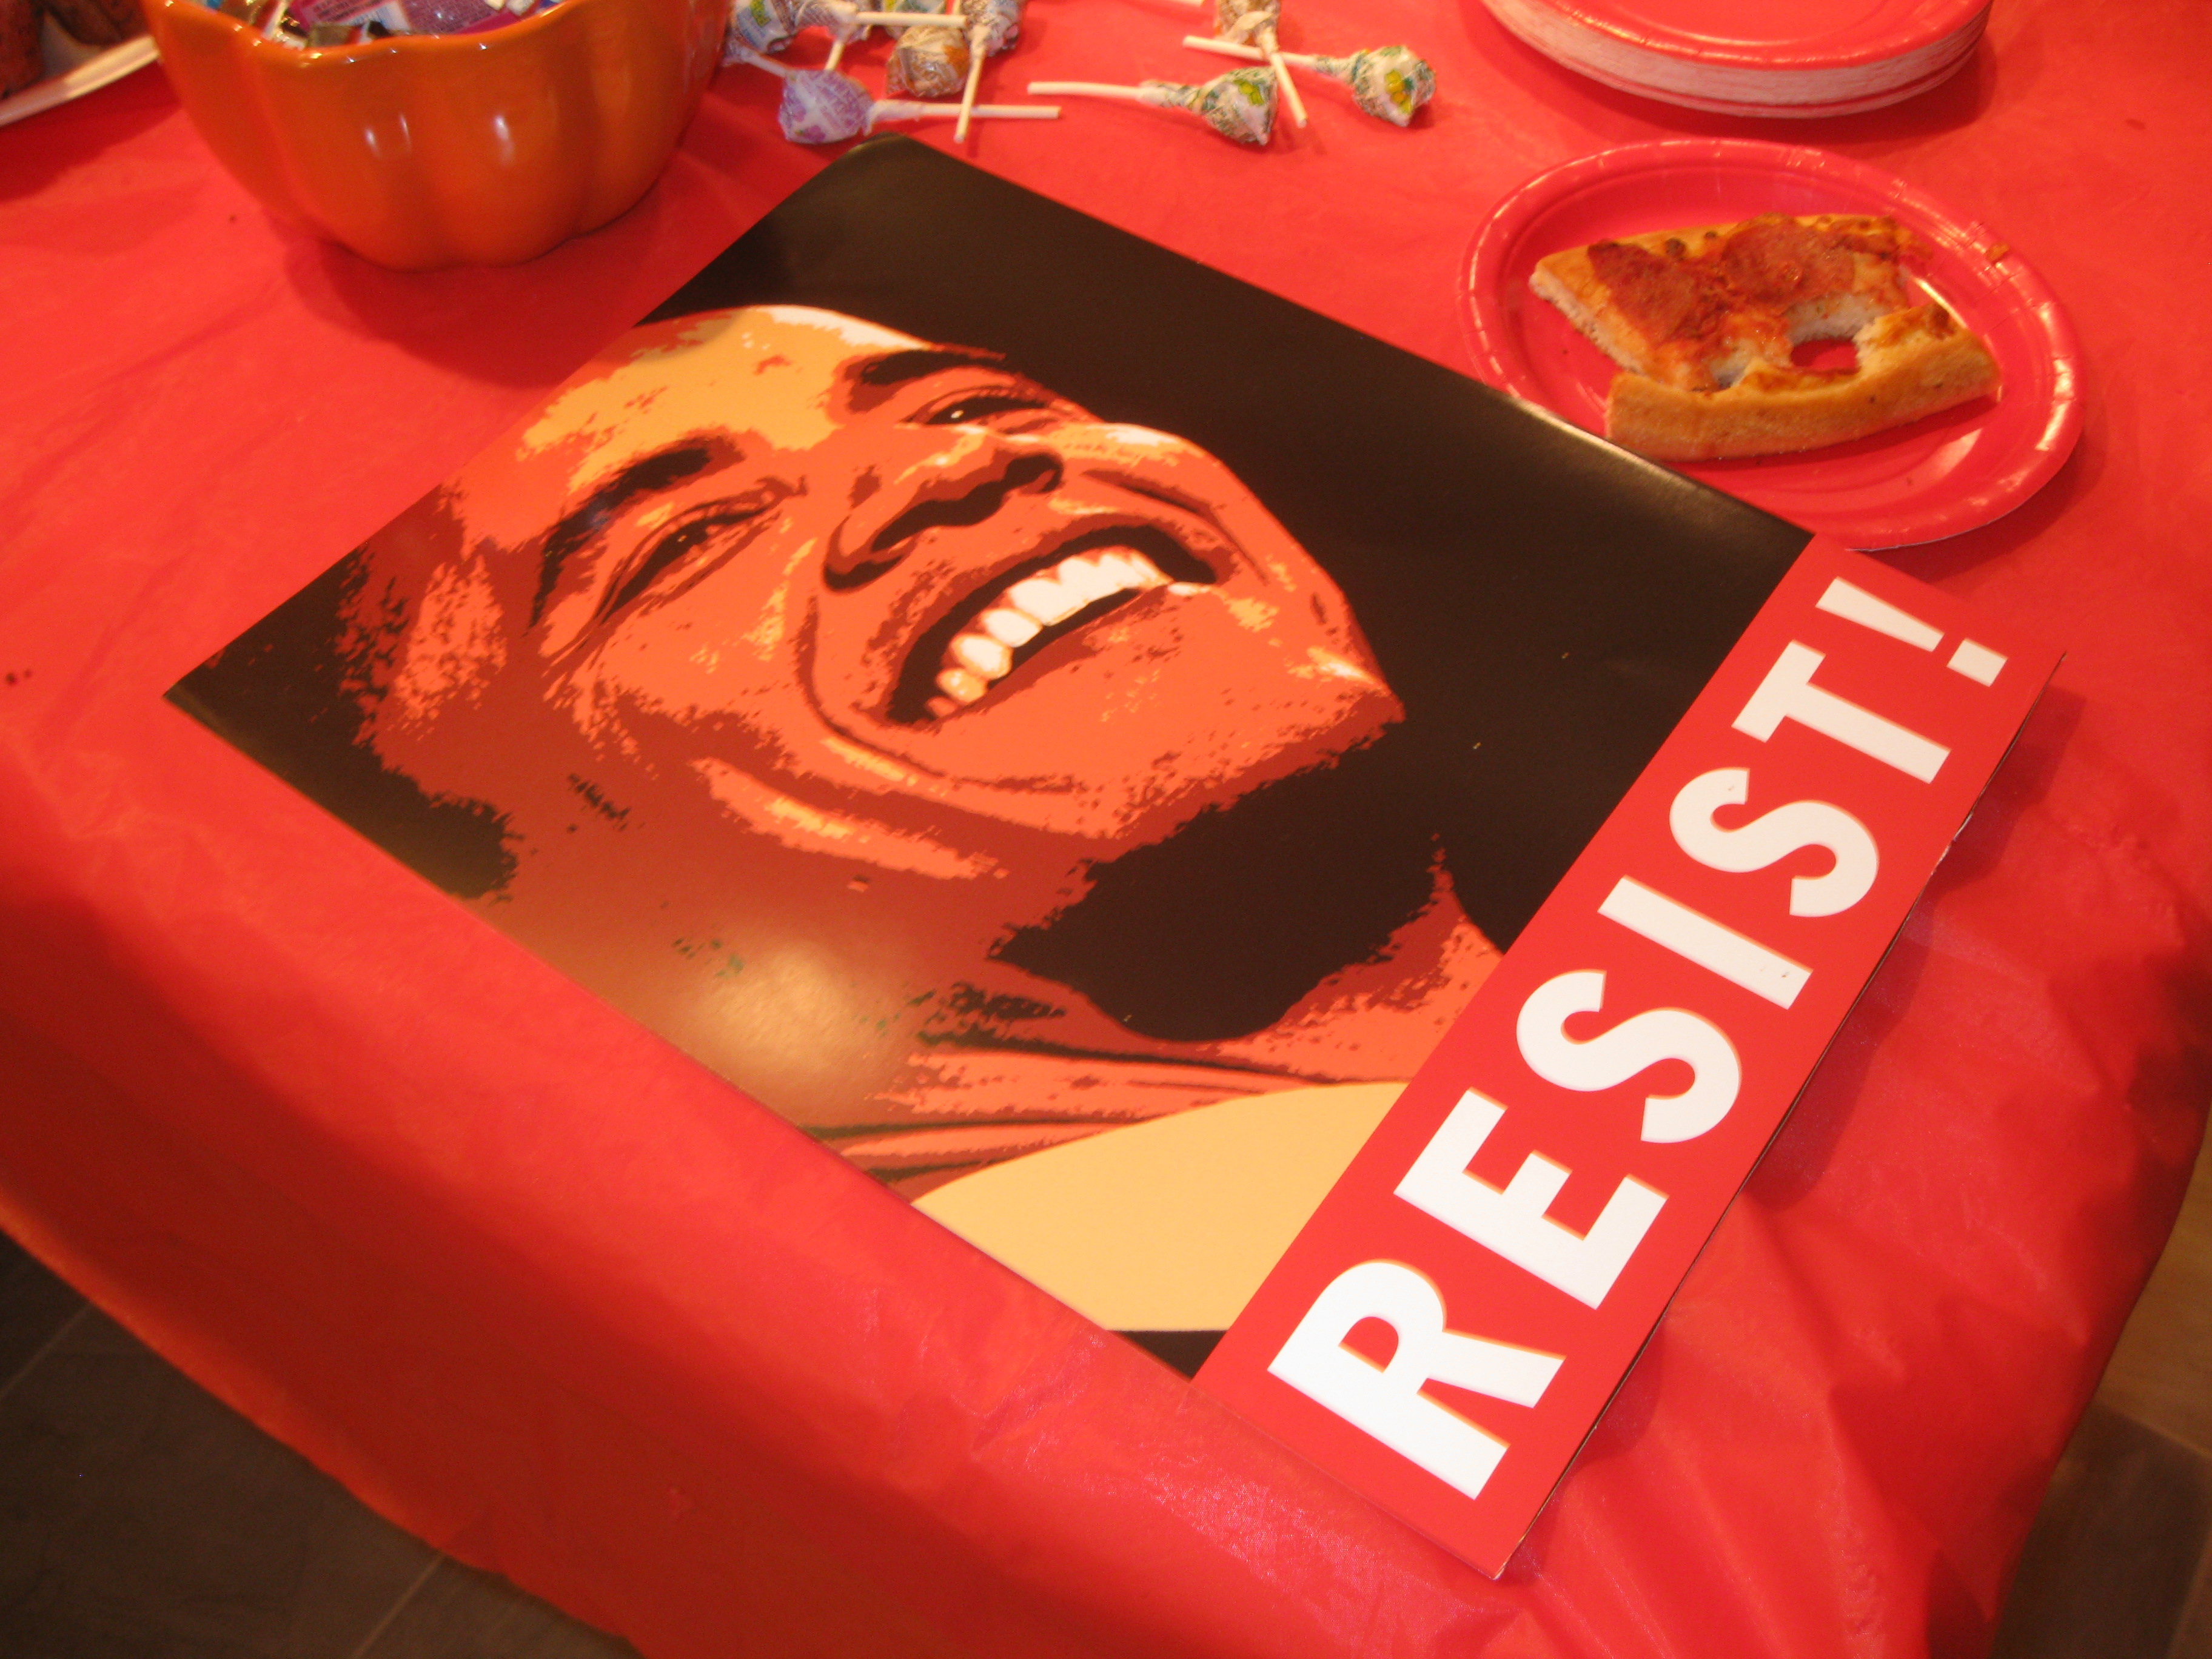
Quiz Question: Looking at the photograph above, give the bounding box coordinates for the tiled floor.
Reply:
[1989,1123,2212,1659]
[2,1127,2208,1658]
[0,1242,635,1659]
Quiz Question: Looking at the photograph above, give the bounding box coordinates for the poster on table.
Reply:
[170,138,2054,1575]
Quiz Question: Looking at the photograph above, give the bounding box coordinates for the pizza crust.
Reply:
[1530,214,2002,461]
[1606,303,2003,461]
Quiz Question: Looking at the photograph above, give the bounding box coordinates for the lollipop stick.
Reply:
[736,43,798,75]
[1259,28,1305,125]
[825,33,848,67]
[955,22,985,139]
[1027,80,1150,101]
[1183,35,1321,72]
[874,99,1059,121]
[1182,33,1258,59]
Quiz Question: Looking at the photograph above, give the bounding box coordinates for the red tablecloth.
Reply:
[3,1,2209,1654]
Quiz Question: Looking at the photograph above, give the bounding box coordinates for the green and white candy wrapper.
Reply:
[1167,66,1278,142]
[1027,67,1277,146]
[959,0,1017,53]
[1209,0,1303,126]
[1182,35,1435,126]
[726,0,890,58]
[1310,45,1433,124]
[726,0,797,58]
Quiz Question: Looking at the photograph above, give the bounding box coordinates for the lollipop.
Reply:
[886,11,970,99]
[831,0,932,66]
[727,0,868,69]
[1027,67,1276,146]
[794,0,865,69]
[959,0,1017,51]
[728,0,888,67]
[737,47,1056,141]
[953,0,1021,141]
[1203,0,1304,127]
[726,0,797,56]
[847,0,1015,133]
[1182,36,1434,124]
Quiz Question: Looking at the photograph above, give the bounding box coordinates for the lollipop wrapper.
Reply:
[957,0,1016,53]
[777,67,874,141]
[1336,45,1433,124]
[294,0,497,28]
[886,25,968,96]
[728,0,796,54]
[1211,0,1275,44]
[794,0,861,39]
[1143,65,1275,144]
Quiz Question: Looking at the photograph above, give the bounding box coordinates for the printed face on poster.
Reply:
[173,140,2048,1574]
[178,138,1803,1347]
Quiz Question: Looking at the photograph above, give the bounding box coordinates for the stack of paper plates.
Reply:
[1483,0,1988,117]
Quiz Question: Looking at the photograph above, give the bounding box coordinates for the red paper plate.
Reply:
[1491,24,1979,116]
[1463,141,2082,550]
[1485,0,1988,74]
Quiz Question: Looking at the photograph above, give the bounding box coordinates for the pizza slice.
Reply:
[1530,213,2002,462]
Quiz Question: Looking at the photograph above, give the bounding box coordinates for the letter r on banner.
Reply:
[1269,1261,1562,1501]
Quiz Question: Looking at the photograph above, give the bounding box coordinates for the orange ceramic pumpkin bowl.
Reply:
[144,0,726,269]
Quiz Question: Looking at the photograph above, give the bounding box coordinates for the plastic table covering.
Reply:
[2,1,2208,1654]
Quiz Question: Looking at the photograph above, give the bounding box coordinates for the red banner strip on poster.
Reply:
[1198,536,2060,1576]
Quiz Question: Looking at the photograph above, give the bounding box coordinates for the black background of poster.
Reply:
[640,137,1808,947]
[175,136,1806,957]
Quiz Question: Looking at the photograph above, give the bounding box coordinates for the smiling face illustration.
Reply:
[429,306,1401,867]
[337,305,1491,1183]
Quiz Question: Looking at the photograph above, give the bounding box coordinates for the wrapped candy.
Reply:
[726,0,797,57]
[1210,0,1273,44]
[851,0,1017,136]
[293,0,506,32]
[831,0,933,69]
[1027,67,1278,146]
[1316,44,1432,123]
[771,59,876,138]
[951,0,1019,139]
[732,0,876,68]
[1209,0,1303,126]
[793,0,863,67]
[886,15,968,98]
[731,0,905,58]
[735,48,1056,142]
[959,0,1015,52]
[1182,36,1435,125]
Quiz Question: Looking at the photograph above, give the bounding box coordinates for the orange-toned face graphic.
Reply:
[394,304,1395,845]
[354,306,1493,1182]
